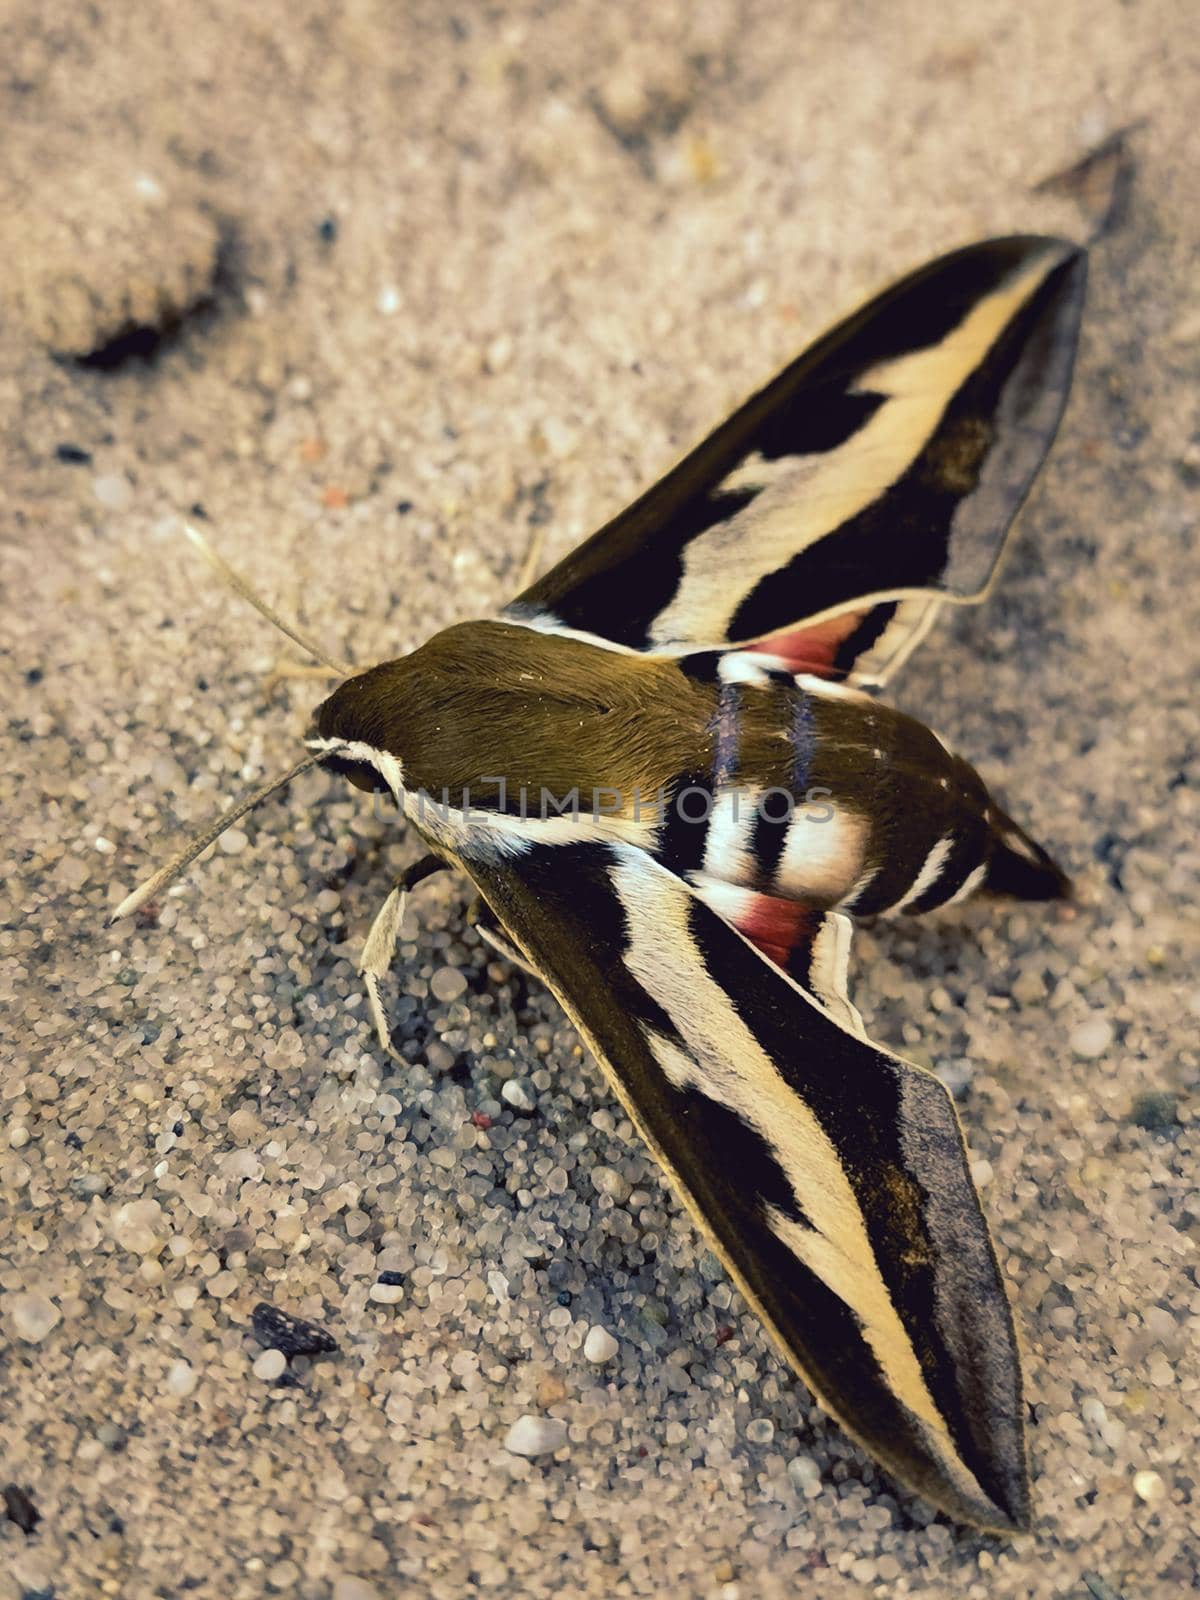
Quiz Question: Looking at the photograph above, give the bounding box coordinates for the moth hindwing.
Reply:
[115,235,1087,1530]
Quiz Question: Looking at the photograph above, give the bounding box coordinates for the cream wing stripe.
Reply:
[649,250,1061,647]
[610,856,987,1507]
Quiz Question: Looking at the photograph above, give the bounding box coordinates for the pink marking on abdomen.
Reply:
[749,611,866,677]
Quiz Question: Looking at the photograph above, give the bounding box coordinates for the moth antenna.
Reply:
[181,521,353,676]
[108,752,323,925]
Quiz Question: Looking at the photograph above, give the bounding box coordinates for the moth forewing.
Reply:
[505,235,1085,677]
[456,839,1031,1532]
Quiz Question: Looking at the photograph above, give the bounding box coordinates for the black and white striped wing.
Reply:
[460,837,1029,1530]
[505,236,1085,685]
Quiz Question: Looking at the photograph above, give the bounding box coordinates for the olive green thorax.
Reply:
[314,620,718,811]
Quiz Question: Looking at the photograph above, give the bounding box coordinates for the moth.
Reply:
[113,235,1087,1531]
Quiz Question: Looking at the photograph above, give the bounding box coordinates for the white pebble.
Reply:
[334,1579,382,1600]
[218,827,249,855]
[501,1078,535,1112]
[970,1158,994,1187]
[583,1325,619,1364]
[487,1270,510,1303]
[8,1292,61,1343]
[746,1417,775,1445]
[112,1198,166,1255]
[92,473,132,511]
[368,1282,404,1304]
[1133,1468,1166,1505]
[1070,1016,1114,1058]
[8,1123,30,1149]
[787,1454,822,1492]
[484,333,513,373]
[430,966,468,1003]
[253,1348,287,1381]
[377,285,401,315]
[1081,1396,1107,1429]
[504,1415,568,1457]
[590,1165,632,1202]
[166,1359,198,1397]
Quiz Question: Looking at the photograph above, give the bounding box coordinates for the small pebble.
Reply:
[92,473,133,511]
[1070,1016,1114,1058]
[3,1482,41,1535]
[745,1417,775,1445]
[787,1454,822,1491]
[590,1165,632,1202]
[430,966,468,1003]
[1128,1091,1177,1130]
[112,1198,166,1255]
[484,333,513,373]
[333,1579,382,1600]
[368,1282,404,1305]
[251,1302,338,1357]
[501,1078,536,1112]
[8,1293,61,1343]
[585,1324,620,1363]
[166,1359,198,1398]
[504,1415,568,1457]
[252,1348,288,1382]
[1132,1469,1166,1505]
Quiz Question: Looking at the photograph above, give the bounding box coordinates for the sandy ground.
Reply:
[2,2,1198,1596]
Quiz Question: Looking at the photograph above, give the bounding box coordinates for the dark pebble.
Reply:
[395,499,414,515]
[318,217,338,243]
[54,442,92,465]
[251,1301,338,1358]
[1128,1091,1178,1131]
[377,1270,405,1287]
[4,1482,40,1534]
[25,666,44,685]
[556,1290,572,1306]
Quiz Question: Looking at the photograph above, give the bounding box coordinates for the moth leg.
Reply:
[467,897,540,980]
[262,660,348,697]
[360,853,448,1057]
[512,522,546,594]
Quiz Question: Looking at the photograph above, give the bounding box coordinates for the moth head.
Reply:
[307,660,411,802]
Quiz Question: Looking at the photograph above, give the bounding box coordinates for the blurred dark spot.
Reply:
[377,1270,404,1287]
[25,667,43,685]
[3,1483,40,1535]
[317,217,338,244]
[395,499,414,515]
[251,1301,338,1358]
[1092,831,1126,890]
[55,443,92,465]
[1128,1091,1178,1132]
